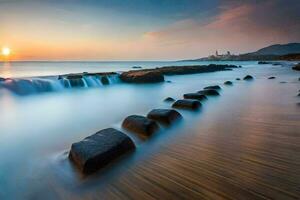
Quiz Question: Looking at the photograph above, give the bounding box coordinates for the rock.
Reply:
[0,77,6,81]
[69,78,85,87]
[122,115,159,136]
[203,85,221,90]
[132,66,142,69]
[224,81,233,85]
[172,99,201,110]
[120,71,164,83]
[297,93,300,97]
[268,76,276,79]
[166,80,172,83]
[69,128,135,174]
[280,81,287,84]
[66,74,83,79]
[292,63,300,71]
[272,63,281,66]
[164,97,175,102]
[243,75,254,80]
[198,89,220,96]
[184,93,207,101]
[147,109,182,125]
[236,78,241,81]
[258,61,270,64]
[101,76,110,85]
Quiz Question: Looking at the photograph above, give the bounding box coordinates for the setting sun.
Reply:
[2,47,11,56]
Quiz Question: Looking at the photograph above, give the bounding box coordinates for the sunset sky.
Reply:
[0,0,299,61]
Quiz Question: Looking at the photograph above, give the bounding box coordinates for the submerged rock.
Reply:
[164,97,175,102]
[172,99,201,110]
[100,76,110,85]
[236,78,241,80]
[243,75,254,80]
[183,93,207,101]
[224,81,233,85]
[203,85,221,90]
[122,115,159,136]
[268,76,276,79]
[147,109,182,125]
[258,61,270,64]
[120,71,164,83]
[198,89,220,96]
[69,128,135,174]
[132,66,142,69]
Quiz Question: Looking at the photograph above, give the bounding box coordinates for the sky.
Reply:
[0,0,299,61]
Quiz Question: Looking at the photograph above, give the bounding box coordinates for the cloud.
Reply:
[141,0,300,58]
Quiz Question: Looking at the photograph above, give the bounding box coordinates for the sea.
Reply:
[0,60,299,199]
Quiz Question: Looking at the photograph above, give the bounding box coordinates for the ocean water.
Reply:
[0,60,247,78]
[0,61,299,199]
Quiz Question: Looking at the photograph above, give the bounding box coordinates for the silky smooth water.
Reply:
[0,61,299,199]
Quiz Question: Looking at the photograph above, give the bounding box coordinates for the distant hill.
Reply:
[181,42,300,61]
[250,43,300,56]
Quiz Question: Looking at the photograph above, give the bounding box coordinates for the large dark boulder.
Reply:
[69,128,135,174]
[224,81,233,85]
[172,99,201,110]
[292,63,300,71]
[243,75,254,80]
[147,109,182,125]
[198,89,220,96]
[203,85,221,90]
[122,115,159,136]
[120,71,164,83]
[183,93,207,101]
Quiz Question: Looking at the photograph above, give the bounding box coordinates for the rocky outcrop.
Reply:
[183,93,207,101]
[68,78,85,87]
[203,85,221,90]
[147,109,182,125]
[243,75,254,80]
[164,97,175,102]
[172,99,201,110]
[122,115,159,136]
[101,76,110,85]
[69,128,135,174]
[120,64,238,83]
[292,63,300,71]
[198,89,220,96]
[224,81,233,85]
[120,71,164,83]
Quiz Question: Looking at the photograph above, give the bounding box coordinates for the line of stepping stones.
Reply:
[69,75,255,174]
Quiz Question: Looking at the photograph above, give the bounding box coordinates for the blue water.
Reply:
[0,60,298,199]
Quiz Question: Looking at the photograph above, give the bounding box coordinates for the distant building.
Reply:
[209,50,234,60]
